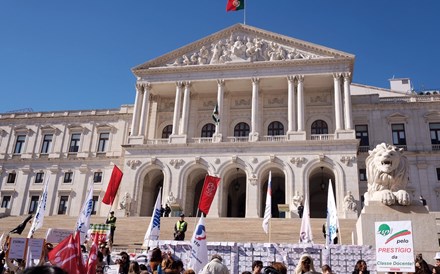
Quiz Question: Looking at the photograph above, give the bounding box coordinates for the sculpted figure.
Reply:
[198,46,209,64]
[119,192,131,212]
[167,191,177,205]
[343,191,358,213]
[291,191,304,209]
[364,143,410,206]
[231,36,246,59]
[210,41,223,64]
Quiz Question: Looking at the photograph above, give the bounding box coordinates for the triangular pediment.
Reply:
[133,24,354,72]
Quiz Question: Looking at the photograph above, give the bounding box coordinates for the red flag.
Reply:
[48,233,80,274]
[86,233,99,274]
[102,165,123,205]
[226,0,244,11]
[198,175,221,215]
[75,231,86,274]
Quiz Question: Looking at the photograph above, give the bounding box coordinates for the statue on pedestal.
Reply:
[167,191,177,205]
[343,191,358,213]
[291,191,304,210]
[364,143,410,206]
[119,192,132,216]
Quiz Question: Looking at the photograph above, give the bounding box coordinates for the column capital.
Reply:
[217,79,225,86]
[136,83,145,93]
[296,75,304,83]
[251,77,260,84]
[184,81,192,88]
[287,75,296,82]
[176,81,184,88]
[144,82,152,91]
[343,72,352,82]
[333,73,342,80]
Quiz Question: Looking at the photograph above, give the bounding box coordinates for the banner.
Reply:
[75,184,94,244]
[27,177,49,238]
[143,190,162,247]
[189,216,208,273]
[102,165,123,205]
[88,224,110,243]
[375,221,415,273]
[262,171,272,234]
[326,180,339,245]
[198,175,221,215]
[299,194,313,243]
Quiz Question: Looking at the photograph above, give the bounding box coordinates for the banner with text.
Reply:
[375,220,415,273]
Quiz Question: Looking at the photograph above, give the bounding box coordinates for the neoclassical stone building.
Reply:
[1,24,439,219]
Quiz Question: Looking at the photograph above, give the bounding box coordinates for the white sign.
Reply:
[46,228,73,243]
[8,238,27,259]
[375,220,415,272]
[27,238,45,260]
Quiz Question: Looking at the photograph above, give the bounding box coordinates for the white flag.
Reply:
[326,180,339,245]
[27,177,49,238]
[75,183,94,244]
[189,215,208,273]
[143,189,162,247]
[262,171,272,234]
[299,194,313,243]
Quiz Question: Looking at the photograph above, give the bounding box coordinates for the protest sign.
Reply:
[7,238,27,259]
[46,228,73,243]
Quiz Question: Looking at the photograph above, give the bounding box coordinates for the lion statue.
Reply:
[364,143,410,206]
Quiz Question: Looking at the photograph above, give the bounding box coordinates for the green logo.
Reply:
[378,224,391,236]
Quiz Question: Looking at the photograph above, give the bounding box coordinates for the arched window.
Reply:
[268,121,284,136]
[162,125,173,138]
[234,122,250,137]
[311,120,328,134]
[201,123,216,137]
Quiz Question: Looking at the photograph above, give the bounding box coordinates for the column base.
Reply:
[127,136,145,145]
[169,135,187,144]
[334,129,355,140]
[249,132,259,142]
[212,133,222,143]
[286,131,306,141]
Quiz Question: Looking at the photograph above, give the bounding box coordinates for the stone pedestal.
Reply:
[354,201,437,257]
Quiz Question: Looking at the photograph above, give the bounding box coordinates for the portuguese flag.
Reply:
[226,0,244,12]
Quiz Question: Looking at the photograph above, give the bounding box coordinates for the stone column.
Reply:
[250,78,260,141]
[246,177,259,217]
[287,76,297,132]
[213,79,225,142]
[179,81,191,135]
[333,73,343,131]
[171,82,184,136]
[297,75,305,132]
[343,73,353,130]
[139,83,151,136]
[130,83,145,136]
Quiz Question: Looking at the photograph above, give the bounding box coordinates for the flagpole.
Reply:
[243,0,246,24]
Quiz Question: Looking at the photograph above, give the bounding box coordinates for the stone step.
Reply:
[0,215,357,249]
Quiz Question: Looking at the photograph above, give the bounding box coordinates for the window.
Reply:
[430,123,440,144]
[28,195,39,214]
[14,135,26,154]
[98,133,110,152]
[162,125,173,138]
[268,121,284,136]
[201,123,215,137]
[392,123,406,145]
[437,168,440,181]
[359,169,367,181]
[93,172,102,183]
[311,120,328,134]
[69,133,81,152]
[92,195,99,215]
[1,196,11,208]
[64,172,73,183]
[35,172,44,183]
[355,125,369,146]
[234,122,250,137]
[58,196,68,214]
[7,173,16,184]
[41,134,53,154]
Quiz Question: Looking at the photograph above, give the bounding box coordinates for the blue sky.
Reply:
[1,1,439,113]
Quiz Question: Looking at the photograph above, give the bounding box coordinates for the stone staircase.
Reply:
[0,215,357,249]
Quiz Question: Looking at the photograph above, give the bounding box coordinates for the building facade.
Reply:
[1,24,439,219]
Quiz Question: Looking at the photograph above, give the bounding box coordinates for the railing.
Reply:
[310,134,334,141]
[379,95,440,103]
[146,138,169,145]
[261,135,287,142]
[358,146,370,153]
[433,144,440,151]
[226,136,249,143]
[191,137,213,144]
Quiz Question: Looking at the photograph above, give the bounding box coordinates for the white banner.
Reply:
[375,220,415,272]
[189,216,208,273]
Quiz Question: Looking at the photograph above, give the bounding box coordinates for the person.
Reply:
[106,211,117,243]
[160,205,165,217]
[22,266,68,274]
[174,213,188,241]
[432,252,440,274]
[321,264,332,274]
[128,261,141,274]
[415,253,430,274]
[252,260,263,274]
[9,214,33,235]
[100,243,114,266]
[297,204,304,218]
[148,247,163,273]
[270,262,287,274]
[201,254,229,274]
[420,195,427,206]
[352,259,369,274]
[117,251,130,274]
[294,254,318,274]
[164,204,171,217]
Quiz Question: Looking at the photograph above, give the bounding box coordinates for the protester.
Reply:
[100,242,114,266]
[294,254,318,274]
[252,260,263,274]
[22,265,68,274]
[117,251,130,274]
[352,259,369,274]
[201,254,229,274]
[270,262,287,274]
[414,253,430,274]
[106,211,117,243]
[174,213,188,241]
[432,252,440,274]
[129,261,141,274]
[321,264,332,274]
[184,269,196,274]
[148,247,163,273]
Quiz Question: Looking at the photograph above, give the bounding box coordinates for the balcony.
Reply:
[433,144,440,151]
[310,134,334,141]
